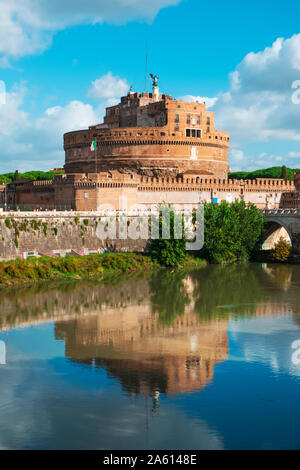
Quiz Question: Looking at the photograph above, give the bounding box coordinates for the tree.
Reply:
[281,165,287,180]
[200,200,265,263]
[13,170,20,181]
[273,237,291,261]
[148,206,187,267]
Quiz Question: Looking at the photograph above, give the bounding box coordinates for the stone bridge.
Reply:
[263,209,300,252]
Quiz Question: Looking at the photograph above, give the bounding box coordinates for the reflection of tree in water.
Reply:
[149,271,191,326]
[263,264,293,292]
[190,264,266,320]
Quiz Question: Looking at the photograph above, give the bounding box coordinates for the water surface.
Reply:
[0,263,300,450]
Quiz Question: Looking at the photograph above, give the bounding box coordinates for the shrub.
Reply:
[5,219,12,229]
[273,237,291,261]
[201,200,265,263]
[148,207,187,267]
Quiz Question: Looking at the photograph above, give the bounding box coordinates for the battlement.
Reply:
[138,176,295,192]
[64,126,230,148]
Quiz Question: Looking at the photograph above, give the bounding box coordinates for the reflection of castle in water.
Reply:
[1,263,300,398]
[55,310,229,396]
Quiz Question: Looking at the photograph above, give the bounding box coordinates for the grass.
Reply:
[0,252,206,289]
[0,251,206,289]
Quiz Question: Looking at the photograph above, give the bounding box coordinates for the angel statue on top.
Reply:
[150,74,159,88]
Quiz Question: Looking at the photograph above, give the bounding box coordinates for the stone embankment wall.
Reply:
[0,212,148,261]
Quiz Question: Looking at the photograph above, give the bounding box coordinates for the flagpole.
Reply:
[145,40,148,93]
[95,141,98,212]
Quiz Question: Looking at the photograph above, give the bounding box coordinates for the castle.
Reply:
[1,77,298,212]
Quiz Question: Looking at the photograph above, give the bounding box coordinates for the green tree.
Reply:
[13,170,20,181]
[272,237,291,261]
[281,165,287,180]
[229,166,300,181]
[200,200,265,263]
[148,206,188,267]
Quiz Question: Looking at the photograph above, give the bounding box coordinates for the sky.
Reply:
[1,0,300,172]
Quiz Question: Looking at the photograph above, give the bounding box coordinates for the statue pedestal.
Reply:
[152,86,159,101]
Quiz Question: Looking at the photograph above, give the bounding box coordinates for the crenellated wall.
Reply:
[64,126,230,177]
[1,173,295,212]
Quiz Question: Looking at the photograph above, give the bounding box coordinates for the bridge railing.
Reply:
[262,209,300,215]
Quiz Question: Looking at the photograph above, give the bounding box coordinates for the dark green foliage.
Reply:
[148,208,187,267]
[0,170,65,185]
[272,237,291,261]
[13,170,20,181]
[228,166,300,181]
[200,200,265,263]
[4,219,12,229]
[229,166,300,181]
[0,253,157,287]
[281,165,287,180]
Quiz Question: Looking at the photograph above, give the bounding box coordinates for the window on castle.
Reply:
[207,127,210,133]
[187,115,191,124]
[84,192,88,199]
[197,116,201,124]
[186,128,201,138]
[175,124,179,131]
[177,105,181,108]
[175,114,179,122]
[207,117,211,125]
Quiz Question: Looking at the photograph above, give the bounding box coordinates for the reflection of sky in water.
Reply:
[228,314,300,377]
[1,263,300,449]
[0,314,299,450]
[0,325,222,450]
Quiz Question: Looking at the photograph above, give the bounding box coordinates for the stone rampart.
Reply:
[0,212,148,261]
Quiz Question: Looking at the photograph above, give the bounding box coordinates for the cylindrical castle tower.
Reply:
[64,82,230,178]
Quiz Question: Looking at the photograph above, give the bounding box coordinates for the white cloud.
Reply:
[228,149,300,173]
[87,72,129,100]
[0,72,128,172]
[0,0,181,62]
[178,95,218,109]
[213,34,300,148]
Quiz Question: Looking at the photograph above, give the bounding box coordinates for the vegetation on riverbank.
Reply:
[0,253,156,287]
[199,200,266,263]
[0,200,267,287]
[0,252,206,288]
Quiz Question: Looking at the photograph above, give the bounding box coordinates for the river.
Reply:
[0,263,300,450]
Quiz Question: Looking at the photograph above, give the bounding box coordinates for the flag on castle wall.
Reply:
[90,140,97,152]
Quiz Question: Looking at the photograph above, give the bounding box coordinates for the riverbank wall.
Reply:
[0,211,148,261]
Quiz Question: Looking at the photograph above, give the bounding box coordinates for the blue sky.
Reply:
[1,0,300,172]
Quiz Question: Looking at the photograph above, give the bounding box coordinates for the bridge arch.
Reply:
[262,218,292,250]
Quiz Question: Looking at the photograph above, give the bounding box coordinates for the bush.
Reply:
[148,207,187,267]
[201,200,265,263]
[273,237,291,261]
